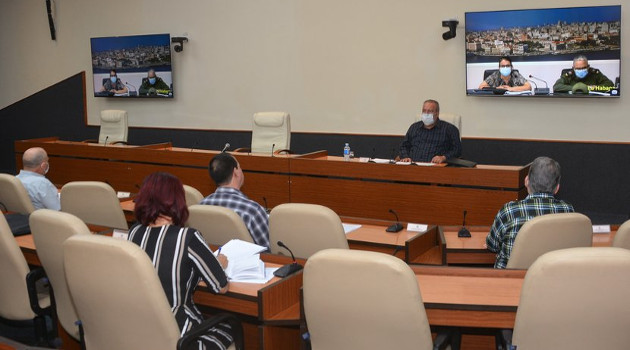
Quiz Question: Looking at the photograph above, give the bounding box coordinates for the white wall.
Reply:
[1,0,628,142]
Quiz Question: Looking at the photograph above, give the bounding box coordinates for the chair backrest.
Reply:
[0,173,36,215]
[63,234,181,350]
[0,214,36,320]
[612,219,630,249]
[269,203,348,259]
[183,185,204,206]
[99,110,128,144]
[188,204,253,245]
[29,209,91,339]
[60,181,128,230]
[304,249,433,350]
[251,112,291,154]
[506,212,592,269]
[513,247,630,349]
[415,112,462,134]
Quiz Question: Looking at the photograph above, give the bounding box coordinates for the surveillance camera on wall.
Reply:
[442,19,459,40]
[171,37,188,52]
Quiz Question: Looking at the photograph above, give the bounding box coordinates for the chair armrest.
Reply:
[274,149,293,155]
[26,267,52,316]
[233,147,251,153]
[110,141,128,145]
[177,313,244,350]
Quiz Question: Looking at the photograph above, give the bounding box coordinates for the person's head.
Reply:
[420,99,440,128]
[109,69,118,83]
[498,56,513,77]
[572,55,590,79]
[208,153,244,189]
[147,69,157,85]
[22,147,50,175]
[134,172,188,226]
[525,156,561,195]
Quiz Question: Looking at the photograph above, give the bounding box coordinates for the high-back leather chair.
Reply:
[304,249,444,350]
[506,247,630,349]
[251,112,291,154]
[183,185,203,206]
[188,204,253,245]
[269,203,348,259]
[0,173,36,215]
[30,209,91,342]
[0,214,52,344]
[60,181,128,230]
[98,110,128,144]
[63,234,242,350]
[612,219,630,249]
[506,212,592,269]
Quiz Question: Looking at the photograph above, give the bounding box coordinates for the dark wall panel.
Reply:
[2,72,628,224]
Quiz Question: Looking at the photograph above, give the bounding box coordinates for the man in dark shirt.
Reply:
[399,99,462,163]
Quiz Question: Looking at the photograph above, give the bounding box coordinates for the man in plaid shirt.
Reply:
[201,153,270,248]
[486,157,574,268]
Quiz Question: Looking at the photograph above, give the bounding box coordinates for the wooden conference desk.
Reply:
[15,137,529,225]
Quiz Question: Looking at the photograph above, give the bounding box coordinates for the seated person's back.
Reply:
[16,147,60,210]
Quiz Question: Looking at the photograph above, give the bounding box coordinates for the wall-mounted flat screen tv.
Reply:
[90,33,173,98]
[465,5,620,97]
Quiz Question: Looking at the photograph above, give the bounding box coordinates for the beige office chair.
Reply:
[98,110,128,144]
[0,214,52,345]
[183,184,204,206]
[188,204,253,245]
[269,203,348,259]
[304,249,450,350]
[612,219,630,249]
[30,209,91,342]
[247,112,291,154]
[506,212,592,269]
[0,173,36,215]
[60,181,128,230]
[416,112,462,135]
[503,247,630,350]
[63,234,242,350]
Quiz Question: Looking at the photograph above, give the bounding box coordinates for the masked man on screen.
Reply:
[399,99,461,164]
[100,69,128,95]
[139,69,170,96]
[478,56,532,92]
[485,156,575,269]
[552,55,614,94]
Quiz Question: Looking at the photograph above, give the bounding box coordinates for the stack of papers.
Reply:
[215,239,277,283]
[342,223,362,234]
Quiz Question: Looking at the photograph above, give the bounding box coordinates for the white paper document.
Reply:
[342,223,362,234]
[215,239,271,283]
[592,225,611,233]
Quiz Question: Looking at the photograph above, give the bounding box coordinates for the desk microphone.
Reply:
[104,135,109,146]
[458,210,471,238]
[221,143,230,153]
[386,209,403,232]
[190,139,199,152]
[528,75,550,95]
[368,147,376,163]
[271,143,276,157]
[273,241,304,277]
[389,147,397,164]
[262,196,270,214]
[125,81,138,95]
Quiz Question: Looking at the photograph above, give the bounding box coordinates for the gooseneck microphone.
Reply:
[104,135,109,146]
[221,143,230,153]
[458,210,471,238]
[389,147,397,164]
[386,209,404,233]
[273,241,304,277]
[528,74,550,95]
[125,81,137,95]
[368,147,377,163]
[271,143,276,157]
[262,197,270,214]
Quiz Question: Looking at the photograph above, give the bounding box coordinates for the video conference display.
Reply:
[90,33,173,98]
[465,5,621,97]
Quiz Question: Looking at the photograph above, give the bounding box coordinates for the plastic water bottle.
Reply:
[343,143,351,161]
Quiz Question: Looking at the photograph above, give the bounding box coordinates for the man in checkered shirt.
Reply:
[201,153,270,248]
[486,156,574,268]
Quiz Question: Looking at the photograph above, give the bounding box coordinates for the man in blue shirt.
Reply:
[200,153,270,248]
[16,147,60,210]
[486,156,575,268]
[399,99,462,163]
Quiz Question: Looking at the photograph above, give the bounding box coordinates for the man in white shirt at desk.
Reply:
[16,147,60,210]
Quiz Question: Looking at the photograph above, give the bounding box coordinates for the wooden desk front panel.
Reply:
[290,176,521,226]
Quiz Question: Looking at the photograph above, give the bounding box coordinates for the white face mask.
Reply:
[421,113,435,126]
[43,162,49,175]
